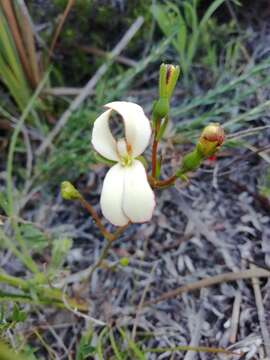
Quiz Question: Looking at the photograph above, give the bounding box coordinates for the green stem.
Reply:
[88,240,114,281]
[0,227,36,272]
[0,290,61,308]
[12,218,39,273]
[7,71,50,215]
[6,71,50,273]
[151,118,161,178]
[0,271,88,311]
[85,223,129,282]
[0,272,28,289]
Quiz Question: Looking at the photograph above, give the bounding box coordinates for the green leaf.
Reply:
[152,4,173,40]
[0,191,9,214]
[21,345,39,360]
[76,333,96,360]
[10,304,27,322]
[199,0,226,30]
[97,327,109,360]
[0,341,28,360]
[109,330,124,360]
[19,223,49,252]
[118,328,146,360]
[50,237,73,270]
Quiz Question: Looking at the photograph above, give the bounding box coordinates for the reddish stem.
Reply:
[78,196,129,241]
[149,175,177,189]
[79,197,113,241]
[155,175,177,188]
[151,121,161,178]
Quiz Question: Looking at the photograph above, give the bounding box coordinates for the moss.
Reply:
[28,0,152,85]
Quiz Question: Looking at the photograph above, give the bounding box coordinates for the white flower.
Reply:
[91,101,155,226]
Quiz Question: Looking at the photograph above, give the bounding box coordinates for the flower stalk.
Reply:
[151,119,161,178]
[60,66,225,279]
[151,64,180,179]
[61,181,128,242]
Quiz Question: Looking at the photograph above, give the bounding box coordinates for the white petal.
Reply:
[100,164,129,226]
[105,101,151,157]
[122,160,155,223]
[91,109,119,161]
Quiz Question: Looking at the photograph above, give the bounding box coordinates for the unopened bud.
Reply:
[61,181,81,200]
[197,123,225,158]
[119,257,129,267]
[153,98,169,120]
[159,63,180,99]
[176,149,202,177]
[153,64,180,120]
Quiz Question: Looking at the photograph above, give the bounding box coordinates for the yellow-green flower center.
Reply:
[117,139,133,167]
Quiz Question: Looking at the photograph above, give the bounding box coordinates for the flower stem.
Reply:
[88,239,113,281]
[149,174,177,189]
[78,196,114,241]
[85,223,128,283]
[151,119,161,178]
[78,195,129,242]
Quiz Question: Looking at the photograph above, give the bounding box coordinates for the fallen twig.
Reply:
[229,290,242,343]
[48,0,75,59]
[131,264,157,341]
[79,45,137,67]
[144,267,270,306]
[251,264,270,358]
[184,302,204,360]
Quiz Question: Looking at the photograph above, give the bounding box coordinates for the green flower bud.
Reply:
[159,63,180,100]
[197,123,225,158]
[153,64,180,121]
[119,257,129,267]
[153,98,169,121]
[61,181,81,200]
[176,149,202,177]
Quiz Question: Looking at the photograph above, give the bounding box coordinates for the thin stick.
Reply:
[132,265,157,341]
[44,87,83,96]
[184,305,204,360]
[48,0,75,59]
[227,125,270,140]
[37,16,144,155]
[146,345,241,356]
[79,45,137,67]
[61,285,105,326]
[144,268,270,306]
[229,291,242,343]
[251,264,270,357]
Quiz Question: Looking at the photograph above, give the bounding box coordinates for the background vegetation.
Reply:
[0,0,270,359]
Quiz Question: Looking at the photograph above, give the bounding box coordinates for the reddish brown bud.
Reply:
[197,123,225,158]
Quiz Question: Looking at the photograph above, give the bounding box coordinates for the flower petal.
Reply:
[91,109,119,161]
[122,160,155,223]
[105,101,151,157]
[100,164,129,226]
